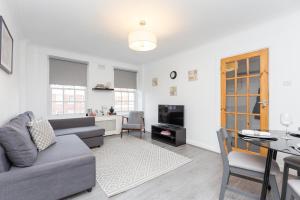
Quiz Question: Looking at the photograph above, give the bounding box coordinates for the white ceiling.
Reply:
[8,0,300,65]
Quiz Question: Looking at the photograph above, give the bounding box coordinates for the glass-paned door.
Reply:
[221,49,269,155]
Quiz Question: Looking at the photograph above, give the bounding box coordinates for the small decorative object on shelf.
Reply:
[160,130,171,136]
[92,83,114,91]
[108,106,116,115]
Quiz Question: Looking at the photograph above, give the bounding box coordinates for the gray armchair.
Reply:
[121,111,145,138]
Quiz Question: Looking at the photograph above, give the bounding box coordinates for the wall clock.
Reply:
[170,71,177,79]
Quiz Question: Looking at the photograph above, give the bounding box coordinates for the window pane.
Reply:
[226,96,235,112]
[250,115,260,130]
[64,102,74,114]
[237,59,247,76]
[122,104,129,112]
[237,114,247,131]
[226,114,235,129]
[64,89,74,102]
[52,102,63,115]
[115,105,121,112]
[129,93,134,101]
[250,96,260,114]
[249,56,260,75]
[75,90,85,101]
[75,102,85,113]
[115,92,121,101]
[226,79,234,95]
[122,92,129,101]
[114,88,136,113]
[237,78,246,94]
[249,77,260,94]
[237,96,247,113]
[129,105,134,111]
[226,62,235,78]
[52,89,63,101]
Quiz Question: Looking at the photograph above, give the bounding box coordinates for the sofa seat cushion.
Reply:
[54,126,104,139]
[0,135,96,200]
[3,135,94,183]
[0,111,38,167]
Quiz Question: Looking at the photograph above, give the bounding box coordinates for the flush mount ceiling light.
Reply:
[128,20,157,52]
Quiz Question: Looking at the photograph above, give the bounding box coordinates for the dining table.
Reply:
[239,130,300,200]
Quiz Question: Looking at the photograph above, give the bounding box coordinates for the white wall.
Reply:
[143,11,300,164]
[23,44,142,119]
[0,0,27,125]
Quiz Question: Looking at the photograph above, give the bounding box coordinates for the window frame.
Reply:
[114,88,137,114]
[50,84,87,116]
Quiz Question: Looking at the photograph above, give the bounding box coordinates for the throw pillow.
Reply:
[28,119,56,151]
[0,111,38,167]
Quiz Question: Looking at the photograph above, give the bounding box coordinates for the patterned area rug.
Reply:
[93,136,192,197]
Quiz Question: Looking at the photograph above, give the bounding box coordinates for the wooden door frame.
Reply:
[220,48,269,155]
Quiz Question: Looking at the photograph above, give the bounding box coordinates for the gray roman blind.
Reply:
[49,57,88,86]
[114,68,137,89]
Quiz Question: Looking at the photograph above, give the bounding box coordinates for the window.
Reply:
[114,88,136,113]
[49,57,88,116]
[114,68,137,114]
[51,85,86,115]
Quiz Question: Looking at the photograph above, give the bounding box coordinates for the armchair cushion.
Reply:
[122,124,142,130]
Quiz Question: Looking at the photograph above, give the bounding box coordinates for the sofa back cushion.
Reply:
[0,111,38,167]
[49,117,95,130]
[0,144,10,172]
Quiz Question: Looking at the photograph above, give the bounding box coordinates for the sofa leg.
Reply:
[87,188,92,192]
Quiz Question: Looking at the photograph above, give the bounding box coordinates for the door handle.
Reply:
[258,100,268,108]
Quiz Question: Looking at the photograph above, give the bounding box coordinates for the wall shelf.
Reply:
[92,88,114,91]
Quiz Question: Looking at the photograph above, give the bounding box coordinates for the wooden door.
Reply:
[221,49,269,155]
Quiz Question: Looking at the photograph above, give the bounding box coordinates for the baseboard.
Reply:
[186,139,220,153]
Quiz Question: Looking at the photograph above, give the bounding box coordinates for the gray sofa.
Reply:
[0,112,97,200]
[49,117,105,148]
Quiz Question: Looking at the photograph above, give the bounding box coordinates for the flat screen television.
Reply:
[158,105,184,127]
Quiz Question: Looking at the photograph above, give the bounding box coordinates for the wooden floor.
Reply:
[67,132,282,200]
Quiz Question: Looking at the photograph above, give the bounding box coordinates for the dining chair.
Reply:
[217,128,280,200]
[285,179,300,200]
[121,111,145,138]
[281,156,300,200]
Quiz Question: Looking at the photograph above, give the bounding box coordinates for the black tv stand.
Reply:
[151,124,186,147]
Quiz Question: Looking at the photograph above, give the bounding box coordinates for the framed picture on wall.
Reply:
[0,16,13,74]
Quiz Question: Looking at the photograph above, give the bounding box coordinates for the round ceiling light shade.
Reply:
[128,21,157,51]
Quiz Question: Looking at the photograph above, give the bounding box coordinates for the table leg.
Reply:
[260,149,275,200]
[272,151,277,160]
